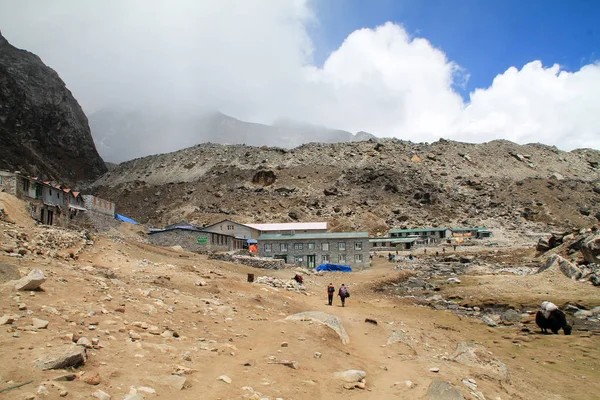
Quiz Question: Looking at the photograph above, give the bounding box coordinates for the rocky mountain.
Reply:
[0,32,107,184]
[90,109,376,163]
[90,138,600,234]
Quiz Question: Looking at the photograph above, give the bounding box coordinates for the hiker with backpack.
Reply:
[338,284,350,307]
[327,283,335,305]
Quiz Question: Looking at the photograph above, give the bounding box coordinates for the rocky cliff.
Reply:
[90,139,600,234]
[0,32,106,184]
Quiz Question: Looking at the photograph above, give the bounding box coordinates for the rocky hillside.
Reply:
[90,109,375,163]
[0,32,106,184]
[90,139,600,234]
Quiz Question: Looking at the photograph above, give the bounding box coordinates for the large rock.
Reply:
[333,369,366,382]
[34,344,86,370]
[449,342,510,381]
[426,381,464,400]
[0,33,107,183]
[538,254,582,280]
[285,311,350,344]
[581,234,600,264]
[147,375,187,390]
[13,269,47,291]
[0,262,20,284]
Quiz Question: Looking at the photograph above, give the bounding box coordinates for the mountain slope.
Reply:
[0,32,106,183]
[90,109,376,163]
[89,139,600,233]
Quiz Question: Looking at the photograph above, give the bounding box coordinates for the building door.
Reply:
[306,255,316,269]
[47,210,53,225]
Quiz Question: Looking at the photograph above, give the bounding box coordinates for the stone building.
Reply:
[148,226,245,252]
[257,231,370,269]
[369,237,416,251]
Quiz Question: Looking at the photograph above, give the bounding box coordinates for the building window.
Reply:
[355,254,363,263]
[338,254,346,263]
[22,179,29,192]
[280,243,288,252]
[227,225,234,230]
[294,256,303,263]
[338,242,346,251]
[264,243,272,253]
[294,243,303,250]
[354,242,362,250]
[307,243,315,250]
[321,242,329,251]
[322,254,330,263]
[0,176,2,184]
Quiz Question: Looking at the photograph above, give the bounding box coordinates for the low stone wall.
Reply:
[208,253,286,269]
[148,229,230,252]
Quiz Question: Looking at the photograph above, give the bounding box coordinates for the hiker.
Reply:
[409,253,414,260]
[292,274,303,284]
[453,245,457,251]
[327,283,335,305]
[424,248,427,254]
[338,284,350,307]
[442,247,446,254]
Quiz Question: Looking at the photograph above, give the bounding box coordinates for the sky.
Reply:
[0,0,599,151]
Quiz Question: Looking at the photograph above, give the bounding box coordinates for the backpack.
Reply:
[341,286,349,297]
[328,286,335,294]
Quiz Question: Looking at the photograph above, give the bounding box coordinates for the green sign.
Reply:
[197,236,208,244]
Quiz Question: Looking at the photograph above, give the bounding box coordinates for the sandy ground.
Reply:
[1,228,599,400]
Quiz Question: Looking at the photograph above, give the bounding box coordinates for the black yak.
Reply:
[535,309,572,335]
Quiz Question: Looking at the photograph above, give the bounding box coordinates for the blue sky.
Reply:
[311,0,599,97]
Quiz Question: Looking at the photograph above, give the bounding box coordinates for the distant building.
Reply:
[387,226,492,246]
[369,237,416,250]
[148,222,245,252]
[0,170,115,230]
[201,219,258,240]
[257,231,370,269]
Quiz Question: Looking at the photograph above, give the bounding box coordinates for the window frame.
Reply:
[321,242,329,251]
[354,242,362,250]
[280,243,288,252]
[338,242,346,251]
[264,243,272,253]
[294,243,303,250]
[338,254,346,263]
[354,254,363,263]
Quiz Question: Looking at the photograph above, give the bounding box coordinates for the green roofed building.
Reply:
[258,231,370,269]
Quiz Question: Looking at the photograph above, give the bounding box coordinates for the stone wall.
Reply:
[70,210,121,233]
[148,229,231,252]
[0,172,17,194]
[82,195,115,216]
[208,253,286,269]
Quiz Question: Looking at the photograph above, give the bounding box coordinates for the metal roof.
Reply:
[389,227,449,234]
[450,227,489,232]
[246,222,328,231]
[369,238,417,243]
[259,231,369,241]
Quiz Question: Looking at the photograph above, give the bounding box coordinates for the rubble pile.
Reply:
[535,228,600,286]
[208,253,286,269]
[254,276,306,292]
[0,223,92,259]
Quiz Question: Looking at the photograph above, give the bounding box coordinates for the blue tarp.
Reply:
[316,264,352,272]
[115,214,139,225]
[247,239,258,244]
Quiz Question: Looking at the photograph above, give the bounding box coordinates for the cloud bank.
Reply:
[0,0,598,151]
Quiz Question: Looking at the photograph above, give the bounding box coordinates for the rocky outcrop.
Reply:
[0,32,106,184]
[582,233,600,264]
[285,311,350,344]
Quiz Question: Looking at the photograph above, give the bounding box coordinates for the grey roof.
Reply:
[369,237,417,243]
[148,227,242,239]
[389,227,449,234]
[259,232,369,241]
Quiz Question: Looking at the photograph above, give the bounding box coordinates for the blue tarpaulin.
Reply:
[315,264,352,272]
[115,214,139,225]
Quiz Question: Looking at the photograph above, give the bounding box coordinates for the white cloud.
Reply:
[0,0,598,151]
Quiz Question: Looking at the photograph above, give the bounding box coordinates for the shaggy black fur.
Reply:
[536,309,572,335]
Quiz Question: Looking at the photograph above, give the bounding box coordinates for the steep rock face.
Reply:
[0,32,106,184]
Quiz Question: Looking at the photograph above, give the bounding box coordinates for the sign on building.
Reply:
[197,236,208,244]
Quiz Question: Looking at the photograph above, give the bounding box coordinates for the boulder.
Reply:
[538,254,582,280]
[581,234,600,264]
[34,344,86,370]
[285,311,350,344]
[333,370,366,382]
[500,309,521,323]
[0,262,20,283]
[449,342,510,381]
[426,381,464,400]
[13,269,46,290]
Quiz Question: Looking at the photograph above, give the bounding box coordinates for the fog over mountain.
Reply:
[1,0,599,162]
[90,109,375,163]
